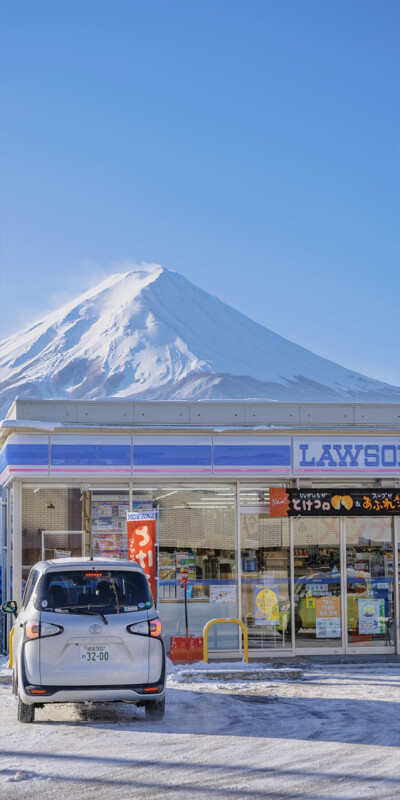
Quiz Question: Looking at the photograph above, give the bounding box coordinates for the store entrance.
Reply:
[240,510,397,656]
[240,508,292,650]
[345,517,396,652]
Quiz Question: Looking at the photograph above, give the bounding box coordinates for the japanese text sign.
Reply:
[269,488,400,517]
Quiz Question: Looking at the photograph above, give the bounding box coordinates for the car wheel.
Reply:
[17,696,35,723]
[145,697,165,721]
[12,669,17,697]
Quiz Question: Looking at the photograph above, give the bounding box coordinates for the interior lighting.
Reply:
[154,490,178,501]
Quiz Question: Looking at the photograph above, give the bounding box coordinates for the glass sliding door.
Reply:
[346,517,395,650]
[240,510,291,650]
[293,517,342,649]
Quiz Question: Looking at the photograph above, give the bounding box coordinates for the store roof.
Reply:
[0,397,399,446]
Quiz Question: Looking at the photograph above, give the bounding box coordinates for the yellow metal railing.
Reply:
[203,618,248,663]
[9,626,15,670]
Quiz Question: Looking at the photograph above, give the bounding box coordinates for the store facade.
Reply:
[1,399,399,657]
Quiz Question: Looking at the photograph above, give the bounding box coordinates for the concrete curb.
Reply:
[177,667,304,682]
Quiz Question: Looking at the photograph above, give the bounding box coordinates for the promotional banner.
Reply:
[126,511,157,601]
[269,488,400,517]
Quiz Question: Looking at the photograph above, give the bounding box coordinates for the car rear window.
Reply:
[34,569,152,614]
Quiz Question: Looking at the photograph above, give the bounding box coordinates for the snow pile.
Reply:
[0,264,399,417]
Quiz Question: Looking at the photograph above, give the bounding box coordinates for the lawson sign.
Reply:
[293,437,400,475]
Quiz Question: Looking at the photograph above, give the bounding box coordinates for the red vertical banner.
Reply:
[126,511,157,602]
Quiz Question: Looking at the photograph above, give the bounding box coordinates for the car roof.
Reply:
[31,557,145,574]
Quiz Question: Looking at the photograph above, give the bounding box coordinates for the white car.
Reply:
[1,557,166,723]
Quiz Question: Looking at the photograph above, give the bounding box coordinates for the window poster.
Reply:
[91,496,153,560]
[253,584,280,626]
[54,549,71,559]
[210,585,237,604]
[358,598,385,634]
[175,552,196,581]
[92,532,125,559]
[315,596,341,638]
[159,552,176,581]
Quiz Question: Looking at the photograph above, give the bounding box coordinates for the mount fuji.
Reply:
[0,265,398,417]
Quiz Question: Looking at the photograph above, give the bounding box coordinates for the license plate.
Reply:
[80,645,110,663]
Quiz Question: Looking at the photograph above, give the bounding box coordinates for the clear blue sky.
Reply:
[1,0,399,386]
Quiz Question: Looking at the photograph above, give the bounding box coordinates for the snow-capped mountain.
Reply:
[0,265,398,417]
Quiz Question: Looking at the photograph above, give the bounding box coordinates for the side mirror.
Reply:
[1,600,18,616]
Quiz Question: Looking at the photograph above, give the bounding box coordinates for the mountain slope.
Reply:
[0,265,398,416]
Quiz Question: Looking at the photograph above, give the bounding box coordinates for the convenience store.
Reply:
[1,398,400,657]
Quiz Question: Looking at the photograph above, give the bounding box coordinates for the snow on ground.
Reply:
[1,659,400,799]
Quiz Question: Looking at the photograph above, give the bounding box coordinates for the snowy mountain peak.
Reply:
[0,265,398,415]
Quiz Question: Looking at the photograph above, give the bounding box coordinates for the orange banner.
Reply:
[269,487,290,516]
[127,513,157,602]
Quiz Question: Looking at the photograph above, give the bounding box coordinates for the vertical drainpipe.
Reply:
[6,485,12,625]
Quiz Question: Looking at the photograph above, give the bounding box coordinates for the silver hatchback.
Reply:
[1,557,166,723]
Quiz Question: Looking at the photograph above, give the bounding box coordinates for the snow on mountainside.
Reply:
[0,264,399,417]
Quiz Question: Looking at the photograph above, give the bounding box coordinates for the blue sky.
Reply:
[1,0,399,386]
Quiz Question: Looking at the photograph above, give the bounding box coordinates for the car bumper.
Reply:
[19,682,166,705]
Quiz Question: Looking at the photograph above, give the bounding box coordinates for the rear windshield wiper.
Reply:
[51,605,109,625]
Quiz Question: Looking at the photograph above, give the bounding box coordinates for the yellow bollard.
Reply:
[203,618,248,663]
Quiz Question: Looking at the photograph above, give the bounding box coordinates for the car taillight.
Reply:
[126,618,162,638]
[149,618,162,638]
[127,620,149,636]
[25,621,63,641]
[25,621,40,640]
[40,622,64,638]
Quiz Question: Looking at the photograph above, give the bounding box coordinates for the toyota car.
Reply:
[1,558,166,723]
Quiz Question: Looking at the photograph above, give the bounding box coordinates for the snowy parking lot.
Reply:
[1,658,400,800]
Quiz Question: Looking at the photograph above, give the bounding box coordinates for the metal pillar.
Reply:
[12,480,22,606]
[394,516,399,655]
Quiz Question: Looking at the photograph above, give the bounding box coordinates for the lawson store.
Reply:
[1,398,400,658]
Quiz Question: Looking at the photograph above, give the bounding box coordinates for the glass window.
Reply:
[34,569,152,614]
[135,485,237,651]
[22,486,83,581]
[21,568,40,609]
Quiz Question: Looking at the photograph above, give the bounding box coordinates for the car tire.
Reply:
[145,697,165,721]
[12,669,17,697]
[17,696,35,723]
